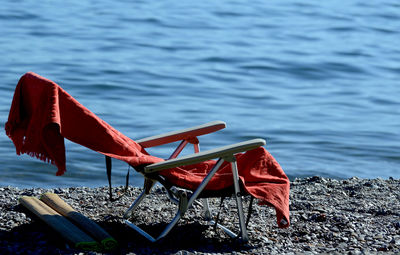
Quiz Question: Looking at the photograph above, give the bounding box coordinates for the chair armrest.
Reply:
[136,121,226,148]
[144,139,266,173]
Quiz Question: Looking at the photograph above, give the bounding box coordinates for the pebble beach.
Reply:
[1,177,399,254]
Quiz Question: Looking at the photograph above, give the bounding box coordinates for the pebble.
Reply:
[0,177,399,254]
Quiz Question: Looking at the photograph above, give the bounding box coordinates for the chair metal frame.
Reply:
[122,121,265,242]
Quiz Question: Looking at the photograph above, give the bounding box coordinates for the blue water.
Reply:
[1,1,399,188]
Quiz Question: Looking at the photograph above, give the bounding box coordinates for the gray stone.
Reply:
[0,178,399,254]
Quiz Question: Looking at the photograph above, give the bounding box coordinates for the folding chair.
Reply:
[119,121,265,242]
[6,72,289,244]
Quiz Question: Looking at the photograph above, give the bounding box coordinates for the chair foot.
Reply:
[207,219,249,242]
[125,210,182,242]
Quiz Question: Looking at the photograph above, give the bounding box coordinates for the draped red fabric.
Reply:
[5,72,162,175]
[159,147,290,228]
[5,72,290,228]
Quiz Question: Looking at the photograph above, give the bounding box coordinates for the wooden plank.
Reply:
[40,193,118,251]
[19,196,101,251]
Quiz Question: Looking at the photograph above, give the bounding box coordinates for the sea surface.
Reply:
[0,1,399,188]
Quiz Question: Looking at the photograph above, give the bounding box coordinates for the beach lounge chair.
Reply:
[120,122,267,242]
[5,72,290,243]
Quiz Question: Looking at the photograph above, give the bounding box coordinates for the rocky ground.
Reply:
[0,177,399,254]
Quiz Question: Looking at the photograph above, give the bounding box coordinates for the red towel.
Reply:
[5,72,162,175]
[5,72,290,228]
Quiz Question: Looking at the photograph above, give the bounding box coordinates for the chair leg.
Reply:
[123,178,155,219]
[124,191,184,242]
[126,159,228,242]
[125,158,250,242]
[123,189,147,219]
[230,160,249,242]
[197,159,250,242]
[125,211,182,242]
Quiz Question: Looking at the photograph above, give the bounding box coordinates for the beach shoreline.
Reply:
[1,177,399,254]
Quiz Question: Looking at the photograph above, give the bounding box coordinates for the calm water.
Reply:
[1,1,399,188]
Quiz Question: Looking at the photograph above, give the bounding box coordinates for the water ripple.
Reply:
[1,0,399,187]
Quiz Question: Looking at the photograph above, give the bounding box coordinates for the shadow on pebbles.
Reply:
[0,177,399,254]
